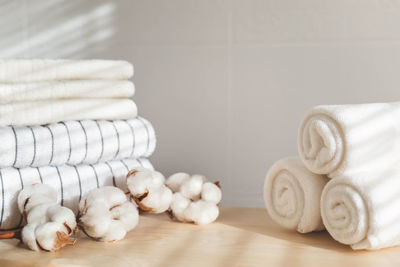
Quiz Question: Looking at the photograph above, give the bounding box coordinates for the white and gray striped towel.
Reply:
[0,158,153,230]
[0,117,156,168]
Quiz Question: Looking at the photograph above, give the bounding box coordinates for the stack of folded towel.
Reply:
[0,59,156,230]
[264,102,400,250]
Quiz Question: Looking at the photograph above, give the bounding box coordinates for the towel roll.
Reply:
[0,80,135,104]
[264,157,329,233]
[0,117,155,168]
[321,169,400,250]
[0,158,153,230]
[0,59,133,82]
[298,102,400,177]
[0,99,138,125]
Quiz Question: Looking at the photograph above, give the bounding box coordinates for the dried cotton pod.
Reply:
[17,184,77,251]
[78,186,139,242]
[166,173,222,225]
[126,168,172,213]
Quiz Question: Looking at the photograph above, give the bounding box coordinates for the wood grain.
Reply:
[0,207,398,267]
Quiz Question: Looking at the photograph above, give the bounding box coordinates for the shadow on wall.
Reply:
[0,0,116,58]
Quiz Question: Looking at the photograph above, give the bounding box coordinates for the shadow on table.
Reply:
[217,207,352,252]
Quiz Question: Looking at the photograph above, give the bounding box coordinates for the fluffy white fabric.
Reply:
[0,59,133,82]
[264,157,329,233]
[298,102,400,177]
[0,99,137,125]
[0,158,153,230]
[0,117,155,168]
[0,80,135,104]
[321,169,400,250]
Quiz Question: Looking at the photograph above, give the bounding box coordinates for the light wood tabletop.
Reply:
[0,207,398,267]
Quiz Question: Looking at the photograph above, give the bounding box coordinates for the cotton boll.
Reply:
[17,184,57,214]
[170,193,191,222]
[167,173,222,225]
[180,175,206,200]
[166,173,191,192]
[34,222,73,251]
[78,186,139,242]
[184,200,219,225]
[201,182,222,204]
[100,220,127,242]
[127,168,172,213]
[126,168,165,195]
[82,187,127,209]
[110,201,139,232]
[26,203,54,225]
[18,184,77,252]
[139,187,172,214]
[79,202,112,238]
[21,224,39,251]
[47,205,77,233]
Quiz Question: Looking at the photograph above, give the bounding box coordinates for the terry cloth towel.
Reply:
[0,158,153,230]
[0,117,155,168]
[0,80,135,104]
[321,169,400,250]
[264,157,329,233]
[298,102,400,177]
[0,99,137,126]
[0,59,133,82]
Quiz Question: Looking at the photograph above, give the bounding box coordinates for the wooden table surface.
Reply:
[0,207,399,267]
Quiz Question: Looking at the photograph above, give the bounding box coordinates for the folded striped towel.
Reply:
[0,158,153,230]
[0,99,137,125]
[0,117,155,168]
[0,59,133,82]
[0,80,135,104]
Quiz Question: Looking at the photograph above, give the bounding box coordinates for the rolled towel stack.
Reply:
[0,59,156,230]
[264,102,400,250]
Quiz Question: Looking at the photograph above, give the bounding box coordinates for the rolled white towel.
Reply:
[0,99,137,126]
[321,169,400,250]
[0,158,153,230]
[0,59,133,82]
[298,102,400,177]
[263,157,329,233]
[0,80,135,104]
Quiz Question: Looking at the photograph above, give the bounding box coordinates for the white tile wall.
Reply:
[2,0,400,207]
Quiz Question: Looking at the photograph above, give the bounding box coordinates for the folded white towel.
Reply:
[0,158,153,230]
[0,117,155,168]
[264,157,329,233]
[0,59,133,82]
[0,80,135,104]
[0,99,137,126]
[298,102,400,177]
[321,169,400,250]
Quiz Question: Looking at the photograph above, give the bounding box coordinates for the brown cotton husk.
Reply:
[36,231,76,252]
[126,169,139,179]
[63,222,73,235]
[132,190,154,212]
[165,210,174,220]
[0,228,22,240]
[214,181,221,188]
[52,231,76,251]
